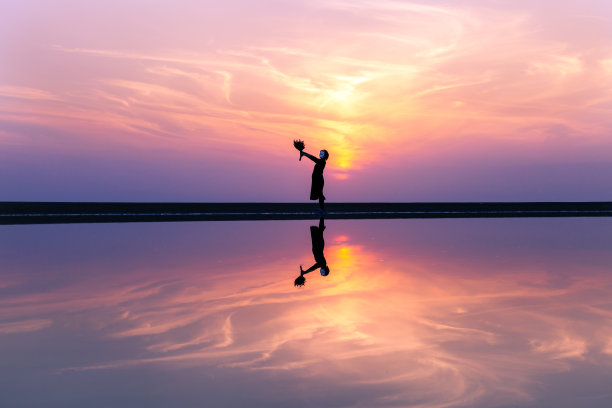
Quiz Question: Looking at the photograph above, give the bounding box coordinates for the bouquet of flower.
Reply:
[293,139,305,160]
[294,275,306,287]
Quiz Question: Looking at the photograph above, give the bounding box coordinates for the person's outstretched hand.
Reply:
[299,151,304,161]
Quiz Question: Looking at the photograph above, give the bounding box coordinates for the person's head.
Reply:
[320,265,330,276]
[319,150,329,160]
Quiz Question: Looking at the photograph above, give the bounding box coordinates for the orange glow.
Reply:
[3,218,612,405]
[2,1,612,203]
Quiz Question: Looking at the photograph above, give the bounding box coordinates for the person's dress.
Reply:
[310,158,326,200]
[310,224,326,267]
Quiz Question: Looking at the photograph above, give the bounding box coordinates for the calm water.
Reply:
[2,218,612,407]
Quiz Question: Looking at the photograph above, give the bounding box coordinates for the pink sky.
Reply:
[1,0,612,201]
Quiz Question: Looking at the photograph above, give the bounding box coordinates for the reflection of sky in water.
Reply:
[2,219,612,407]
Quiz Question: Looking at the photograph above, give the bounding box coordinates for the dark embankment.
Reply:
[1,201,612,224]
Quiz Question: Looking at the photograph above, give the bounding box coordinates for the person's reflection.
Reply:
[295,217,330,287]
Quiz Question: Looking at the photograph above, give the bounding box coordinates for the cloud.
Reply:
[3,0,612,200]
[0,86,60,101]
[0,319,52,334]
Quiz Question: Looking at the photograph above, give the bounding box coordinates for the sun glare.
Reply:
[315,74,372,112]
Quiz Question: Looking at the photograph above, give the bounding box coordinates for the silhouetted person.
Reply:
[300,149,329,212]
[295,217,330,287]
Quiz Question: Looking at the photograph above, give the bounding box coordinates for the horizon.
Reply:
[2,1,612,202]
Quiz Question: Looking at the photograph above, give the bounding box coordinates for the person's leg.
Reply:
[319,196,325,210]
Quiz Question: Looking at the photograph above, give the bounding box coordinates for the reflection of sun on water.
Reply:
[21,235,612,407]
[333,235,349,243]
[337,246,352,258]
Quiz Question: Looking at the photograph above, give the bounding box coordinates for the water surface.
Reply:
[2,218,612,407]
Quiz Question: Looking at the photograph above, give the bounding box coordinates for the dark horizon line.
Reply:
[2,201,612,224]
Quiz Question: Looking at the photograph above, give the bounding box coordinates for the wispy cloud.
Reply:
[0,319,52,334]
[0,86,61,101]
[3,0,612,199]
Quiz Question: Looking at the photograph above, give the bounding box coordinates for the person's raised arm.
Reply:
[300,263,320,275]
[300,151,319,163]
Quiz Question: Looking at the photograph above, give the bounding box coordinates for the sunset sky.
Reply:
[1,0,612,202]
